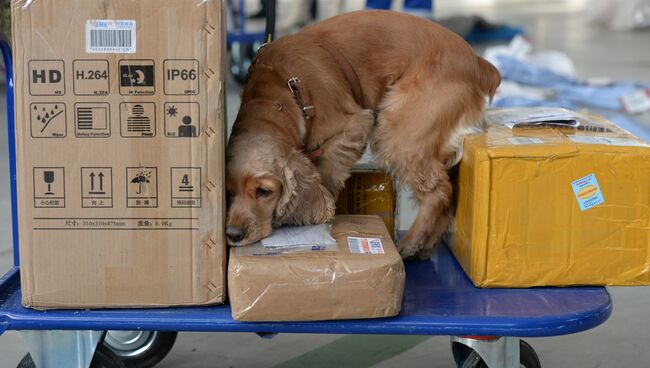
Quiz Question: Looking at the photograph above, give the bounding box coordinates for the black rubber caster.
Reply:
[453,339,541,368]
[103,331,178,368]
[17,343,127,368]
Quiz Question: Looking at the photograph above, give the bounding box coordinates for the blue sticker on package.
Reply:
[571,173,605,211]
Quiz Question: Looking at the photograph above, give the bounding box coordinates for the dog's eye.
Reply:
[256,188,272,199]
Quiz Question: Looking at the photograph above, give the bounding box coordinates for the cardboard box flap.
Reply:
[481,127,579,159]
[479,110,649,159]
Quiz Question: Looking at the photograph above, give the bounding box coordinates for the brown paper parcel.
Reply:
[228,215,406,321]
[12,0,227,308]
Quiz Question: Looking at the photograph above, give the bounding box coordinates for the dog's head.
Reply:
[225,135,335,246]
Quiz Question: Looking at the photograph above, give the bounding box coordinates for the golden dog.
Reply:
[226,10,500,259]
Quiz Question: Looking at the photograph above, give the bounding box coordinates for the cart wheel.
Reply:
[103,331,177,368]
[453,340,541,368]
[229,41,258,84]
[17,343,126,368]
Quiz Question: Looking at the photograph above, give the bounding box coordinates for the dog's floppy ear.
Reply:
[275,153,336,226]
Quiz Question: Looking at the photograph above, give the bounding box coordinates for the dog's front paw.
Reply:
[415,245,435,260]
[397,236,420,259]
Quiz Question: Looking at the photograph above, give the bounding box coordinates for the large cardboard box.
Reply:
[228,215,405,321]
[11,0,227,308]
[452,109,650,287]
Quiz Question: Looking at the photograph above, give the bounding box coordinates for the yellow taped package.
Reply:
[336,172,396,238]
[452,109,650,287]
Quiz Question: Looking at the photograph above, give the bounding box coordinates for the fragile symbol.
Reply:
[130,170,152,194]
[43,170,55,195]
[34,167,66,208]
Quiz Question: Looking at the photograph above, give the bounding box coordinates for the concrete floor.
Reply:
[2,1,650,367]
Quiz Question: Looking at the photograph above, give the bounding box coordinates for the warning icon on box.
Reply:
[33,167,65,208]
[81,167,113,208]
[171,167,201,208]
[126,167,158,208]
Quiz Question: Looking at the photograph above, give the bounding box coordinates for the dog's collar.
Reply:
[301,146,324,162]
[269,94,322,163]
[286,78,324,162]
[287,76,315,121]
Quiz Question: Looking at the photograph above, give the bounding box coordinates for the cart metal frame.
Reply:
[0,29,612,368]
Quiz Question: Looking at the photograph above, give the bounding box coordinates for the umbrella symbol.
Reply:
[130,170,151,194]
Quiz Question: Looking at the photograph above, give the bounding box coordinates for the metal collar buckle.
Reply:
[287,77,314,120]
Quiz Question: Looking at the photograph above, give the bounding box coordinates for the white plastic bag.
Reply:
[484,35,576,78]
[585,0,650,31]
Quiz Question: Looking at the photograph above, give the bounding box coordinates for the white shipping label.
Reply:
[507,137,544,145]
[348,237,384,254]
[86,20,136,54]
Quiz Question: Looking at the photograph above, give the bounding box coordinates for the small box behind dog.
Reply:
[228,215,405,321]
[336,172,397,239]
[11,0,226,308]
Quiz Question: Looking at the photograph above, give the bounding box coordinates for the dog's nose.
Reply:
[226,225,245,243]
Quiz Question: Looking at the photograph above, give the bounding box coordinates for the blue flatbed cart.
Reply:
[0,27,611,368]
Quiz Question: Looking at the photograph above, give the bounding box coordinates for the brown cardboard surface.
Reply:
[228,215,405,321]
[11,0,226,308]
[452,109,650,287]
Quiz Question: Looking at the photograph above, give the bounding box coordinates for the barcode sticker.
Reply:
[86,20,136,54]
[347,237,384,254]
[507,137,544,145]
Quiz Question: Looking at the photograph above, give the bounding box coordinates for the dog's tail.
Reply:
[476,56,501,103]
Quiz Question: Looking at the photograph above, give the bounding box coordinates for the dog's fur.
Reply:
[226,10,501,259]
